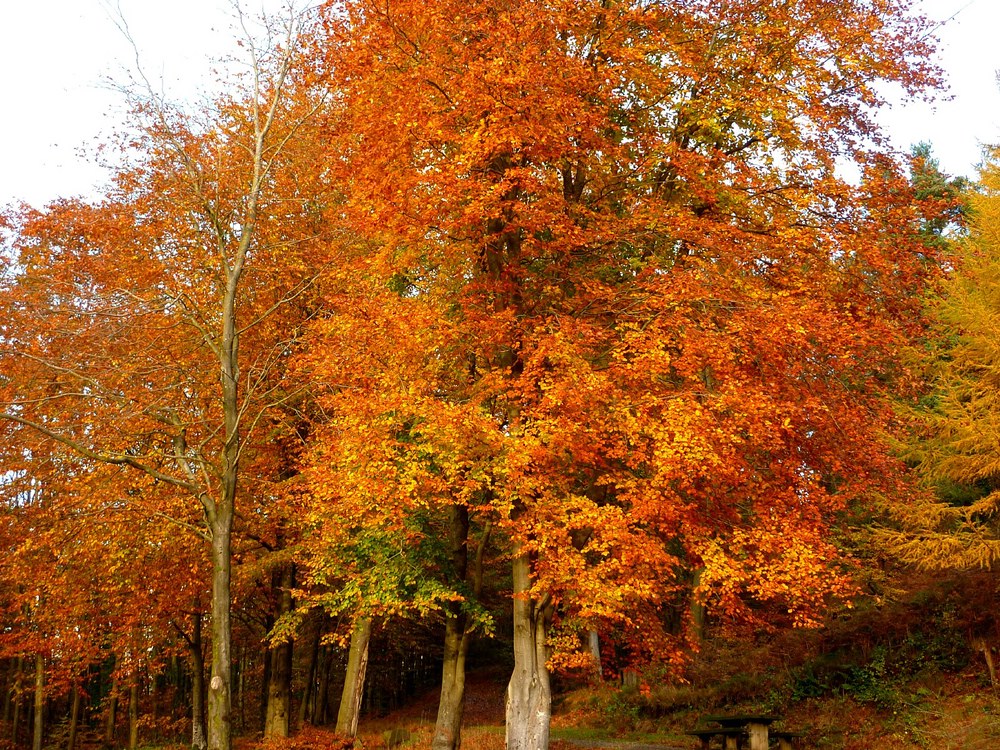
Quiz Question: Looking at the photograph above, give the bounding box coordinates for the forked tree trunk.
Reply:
[432,507,489,750]
[68,681,81,750]
[31,654,43,750]
[432,617,471,750]
[335,618,372,737]
[264,563,295,738]
[506,552,553,750]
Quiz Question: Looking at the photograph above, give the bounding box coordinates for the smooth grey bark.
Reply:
[505,552,553,750]
[335,618,372,737]
[588,631,602,679]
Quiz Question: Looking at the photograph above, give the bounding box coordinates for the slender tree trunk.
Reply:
[432,618,471,750]
[207,518,232,750]
[31,655,43,750]
[7,656,22,738]
[335,618,371,737]
[298,623,321,728]
[432,505,474,750]
[104,674,118,750]
[264,564,295,738]
[259,646,271,734]
[588,631,602,680]
[506,551,553,750]
[151,668,159,733]
[188,614,208,750]
[690,567,706,641]
[67,682,81,750]
[313,647,330,726]
[1,659,11,728]
[11,695,20,746]
[11,657,23,746]
[236,648,246,735]
[128,678,139,750]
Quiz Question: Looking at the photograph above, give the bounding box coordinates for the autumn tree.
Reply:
[886,146,1000,570]
[294,277,500,745]
[312,1,944,747]
[0,8,335,750]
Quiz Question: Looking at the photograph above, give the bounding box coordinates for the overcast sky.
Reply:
[0,0,997,207]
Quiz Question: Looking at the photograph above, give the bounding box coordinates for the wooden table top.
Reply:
[701,714,779,727]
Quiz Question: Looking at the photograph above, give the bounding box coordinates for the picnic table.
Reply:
[685,714,782,750]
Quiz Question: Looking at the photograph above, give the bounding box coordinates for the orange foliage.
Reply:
[300,0,945,665]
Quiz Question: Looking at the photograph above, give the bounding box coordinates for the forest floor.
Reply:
[347,666,1000,750]
[347,569,1000,749]
[352,667,687,750]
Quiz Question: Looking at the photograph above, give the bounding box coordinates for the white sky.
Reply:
[0,0,997,208]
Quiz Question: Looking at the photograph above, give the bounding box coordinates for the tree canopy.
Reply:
[0,2,968,750]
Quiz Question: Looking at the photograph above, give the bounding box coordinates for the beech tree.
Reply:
[312,1,943,747]
[0,9,332,750]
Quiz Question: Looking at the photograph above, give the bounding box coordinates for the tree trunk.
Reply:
[68,682,81,750]
[236,648,246,735]
[432,617,470,750]
[11,693,20,746]
[335,618,372,737]
[313,647,330,726]
[151,668,159,732]
[128,678,139,750]
[298,622,321,728]
[31,654,43,750]
[690,567,706,642]
[8,656,22,740]
[104,674,118,750]
[506,552,553,750]
[1,659,11,727]
[432,505,473,750]
[588,631,602,680]
[189,614,208,750]
[207,519,232,750]
[264,564,295,738]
